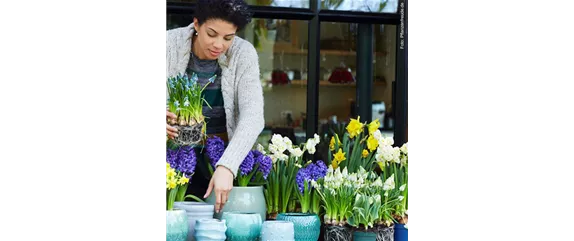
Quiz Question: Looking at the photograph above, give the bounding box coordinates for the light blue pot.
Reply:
[194,218,227,241]
[221,211,262,241]
[206,186,266,221]
[260,221,294,241]
[173,202,215,241]
[276,213,320,241]
[167,209,189,241]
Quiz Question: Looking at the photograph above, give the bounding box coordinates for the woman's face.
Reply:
[193,18,237,60]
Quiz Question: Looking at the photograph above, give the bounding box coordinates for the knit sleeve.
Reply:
[215,42,265,178]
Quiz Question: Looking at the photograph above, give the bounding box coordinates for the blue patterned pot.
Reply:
[276,213,320,241]
[260,221,294,241]
[221,211,262,241]
[194,218,227,241]
[353,230,377,241]
[173,202,215,241]
[206,186,266,221]
[167,209,189,241]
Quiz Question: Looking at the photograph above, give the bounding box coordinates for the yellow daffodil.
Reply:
[329,135,341,151]
[346,117,364,138]
[167,168,176,178]
[362,149,369,158]
[367,135,378,151]
[368,119,380,135]
[178,175,189,185]
[332,148,346,169]
[167,179,177,189]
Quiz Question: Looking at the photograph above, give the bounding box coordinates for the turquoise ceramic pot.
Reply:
[276,213,320,241]
[353,230,377,241]
[206,186,266,221]
[194,218,227,241]
[173,202,214,241]
[167,209,189,241]
[221,211,262,241]
[260,221,295,241]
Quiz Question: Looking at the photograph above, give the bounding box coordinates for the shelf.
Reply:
[271,47,386,57]
[264,80,387,87]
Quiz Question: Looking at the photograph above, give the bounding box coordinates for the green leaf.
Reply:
[184,194,204,202]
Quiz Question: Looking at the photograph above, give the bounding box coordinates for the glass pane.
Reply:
[167,14,194,30]
[246,0,309,8]
[321,0,398,13]
[315,22,357,161]
[167,0,310,8]
[372,24,396,140]
[237,19,309,147]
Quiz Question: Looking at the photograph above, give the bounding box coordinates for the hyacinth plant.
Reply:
[263,133,321,217]
[205,136,273,187]
[295,160,328,214]
[166,146,202,202]
[327,116,382,173]
[167,73,214,145]
[166,145,202,208]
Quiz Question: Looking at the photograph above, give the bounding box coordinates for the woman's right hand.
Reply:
[166,111,178,139]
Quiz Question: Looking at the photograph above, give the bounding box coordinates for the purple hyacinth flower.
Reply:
[176,146,197,177]
[296,167,311,194]
[314,160,328,180]
[206,136,225,168]
[257,154,272,179]
[166,148,179,170]
[239,150,255,176]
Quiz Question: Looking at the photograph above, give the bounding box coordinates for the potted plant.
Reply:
[204,136,273,221]
[347,192,382,241]
[166,73,213,146]
[376,142,408,241]
[314,166,357,241]
[166,163,190,241]
[276,159,327,241]
[263,134,319,219]
[167,144,207,241]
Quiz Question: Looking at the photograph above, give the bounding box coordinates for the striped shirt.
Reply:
[187,52,227,137]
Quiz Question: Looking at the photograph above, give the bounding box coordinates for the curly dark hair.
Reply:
[195,0,253,30]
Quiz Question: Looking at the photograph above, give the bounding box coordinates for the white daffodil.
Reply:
[342,167,349,177]
[373,129,382,141]
[384,191,389,197]
[305,139,317,154]
[313,133,321,144]
[268,144,279,154]
[271,134,284,146]
[374,194,381,203]
[274,152,288,162]
[307,145,316,155]
[400,142,408,155]
[290,147,304,158]
[295,163,302,168]
[311,179,320,190]
[257,143,267,155]
[398,196,404,201]
[283,136,293,147]
[392,147,401,164]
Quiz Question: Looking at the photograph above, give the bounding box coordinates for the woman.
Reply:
[166,0,264,214]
